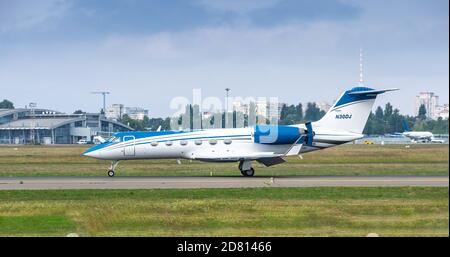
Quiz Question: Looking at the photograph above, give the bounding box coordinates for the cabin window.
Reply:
[123,136,134,142]
[194,140,202,145]
[224,139,232,145]
[209,139,217,145]
[180,140,188,146]
[150,141,158,146]
[165,141,173,146]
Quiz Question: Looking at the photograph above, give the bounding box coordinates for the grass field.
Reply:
[0,144,447,237]
[0,144,448,177]
[0,187,447,236]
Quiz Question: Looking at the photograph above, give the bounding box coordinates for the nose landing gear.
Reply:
[107,161,120,177]
[238,160,255,177]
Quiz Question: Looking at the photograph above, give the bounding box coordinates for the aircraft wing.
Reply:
[192,140,303,166]
[256,157,286,167]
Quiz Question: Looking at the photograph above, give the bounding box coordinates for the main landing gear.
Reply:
[107,160,120,177]
[238,160,255,177]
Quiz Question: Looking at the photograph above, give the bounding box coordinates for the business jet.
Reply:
[401,120,444,143]
[84,86,398,177]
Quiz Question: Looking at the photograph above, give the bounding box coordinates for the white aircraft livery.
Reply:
[401,120,444,143]
[84,87,398,177]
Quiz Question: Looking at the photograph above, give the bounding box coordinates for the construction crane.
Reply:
[91,91,110,113]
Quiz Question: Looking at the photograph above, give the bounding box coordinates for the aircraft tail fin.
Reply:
[314,87,398,134]
[402,120,411,132]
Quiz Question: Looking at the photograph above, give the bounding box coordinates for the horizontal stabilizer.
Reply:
[348,88,398,95]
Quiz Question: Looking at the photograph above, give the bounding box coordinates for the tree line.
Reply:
[364,103,448,134]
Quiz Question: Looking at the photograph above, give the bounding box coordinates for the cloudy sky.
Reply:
[0,0,448,116]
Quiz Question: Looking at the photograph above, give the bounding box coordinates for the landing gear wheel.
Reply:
[241,168,255,177]
[107,161,119,177]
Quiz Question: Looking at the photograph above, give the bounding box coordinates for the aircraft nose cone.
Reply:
[83,145,103,159]
[83,150,99,158]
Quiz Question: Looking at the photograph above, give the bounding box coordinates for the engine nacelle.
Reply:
[253,125,301,144]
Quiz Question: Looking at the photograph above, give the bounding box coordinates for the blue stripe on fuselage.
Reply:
[83,141,115,154]
[114,130,192,140]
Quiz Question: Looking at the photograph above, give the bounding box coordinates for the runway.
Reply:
[0,176,447,190]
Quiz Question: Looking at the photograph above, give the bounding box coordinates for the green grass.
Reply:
[0,144,448,176]
[0,216,75,235]
[0,187,447,236]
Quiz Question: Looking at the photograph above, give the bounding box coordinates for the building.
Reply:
[255,99,268,118]
[435,104,449,120]
[267,100,281,123]
[415,92,439,119]
[0,108,132,144]
[124,107,148,120]
[106,104,149,121]
[315,101,331,113]
[105,104,124,121]
[255,99,281,123]
[232,101,249,115]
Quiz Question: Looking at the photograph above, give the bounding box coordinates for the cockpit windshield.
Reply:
[106,136,121,143]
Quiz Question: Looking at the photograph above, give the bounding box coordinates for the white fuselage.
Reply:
[84,124,363,161]
[403,131,434,141]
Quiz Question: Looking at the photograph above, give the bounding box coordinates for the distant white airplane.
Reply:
[84,87,398,177]
[401,120,444,143]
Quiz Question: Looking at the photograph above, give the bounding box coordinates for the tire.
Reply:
[242,168,254,177]
[107,170,115,177]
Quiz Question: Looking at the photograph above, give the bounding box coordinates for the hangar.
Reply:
[0,108,133,144]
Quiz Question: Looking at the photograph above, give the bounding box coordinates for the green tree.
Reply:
[375,106,384,120]
[120,114,146,130]
[304,102,324,122]
[73,110,85,114]
[389,108,403,133]
[384,103,393,119]
[280,104,288,122]
[431,117,449,134]
[0,99,14,109]
[363,112,375,135]
[418,104,427,120]
[373,106,385,134]
[295,103,303,122]
[413,119,427,131]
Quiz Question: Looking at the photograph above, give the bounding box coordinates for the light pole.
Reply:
[225,88,231,128]
[225,88,231,113]
[29,102,37,144]
[91,91,110,113]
